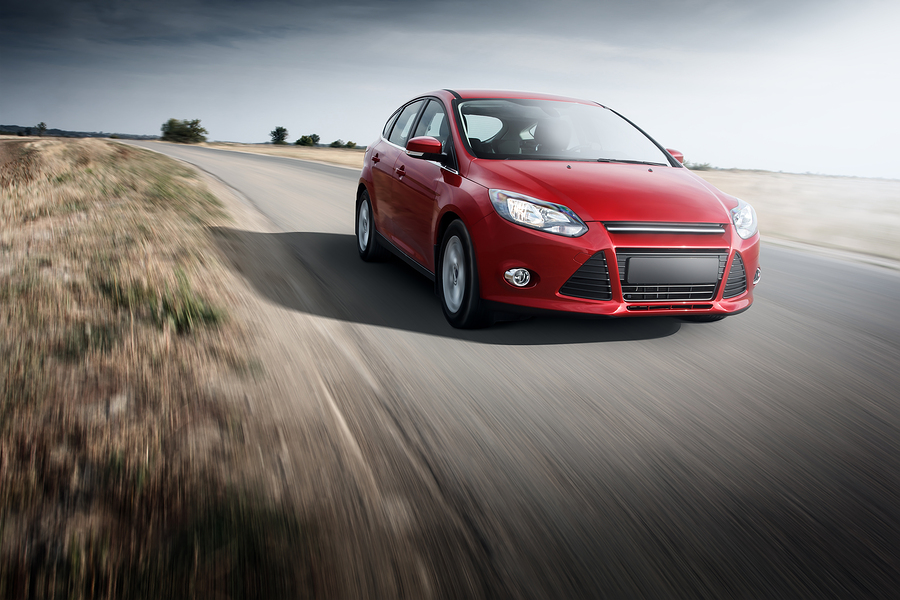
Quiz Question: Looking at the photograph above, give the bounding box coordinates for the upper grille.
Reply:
[723,252,747,298]
[559,251,612,300]
[616,249,728,302]
[605,222,726,234]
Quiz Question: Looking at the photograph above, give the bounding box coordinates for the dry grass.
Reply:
[0,139,311,599]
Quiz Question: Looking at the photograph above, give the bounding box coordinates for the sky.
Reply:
[1,0,898,179]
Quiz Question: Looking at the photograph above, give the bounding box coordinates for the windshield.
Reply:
[457,98,672,165]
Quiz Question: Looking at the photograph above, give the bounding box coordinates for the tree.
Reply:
[309,134,320,145]
[344,141,356,149]
[160,118,208,143]
[329,139,344,148]
[36,122,47,136]
[270,126,288,145]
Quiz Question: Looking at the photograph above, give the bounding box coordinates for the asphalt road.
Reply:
[127,141,900,598]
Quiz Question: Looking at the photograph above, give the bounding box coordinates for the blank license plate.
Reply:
[626,256,719,284]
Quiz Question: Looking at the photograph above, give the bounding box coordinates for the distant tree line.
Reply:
[0,123,158,140]
[266,128,358,149]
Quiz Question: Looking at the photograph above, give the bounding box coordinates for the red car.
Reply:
[356,90,760,328]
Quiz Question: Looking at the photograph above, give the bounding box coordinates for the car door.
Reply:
[369,109,401,220]
[375,99,425,242]
[390,99,453,270]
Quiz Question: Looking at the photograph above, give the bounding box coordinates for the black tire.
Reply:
[437,220,491,328]
[681,314,727,322]
[356,190,389,262]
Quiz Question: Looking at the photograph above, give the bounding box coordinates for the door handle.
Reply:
[395,165,406,177]
[372,154,380,163]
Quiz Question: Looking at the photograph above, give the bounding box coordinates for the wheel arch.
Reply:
[356,182,369,204]
[434,209,463,274]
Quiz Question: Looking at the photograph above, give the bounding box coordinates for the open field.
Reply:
[190,142,900,263]
[693,169,900,263]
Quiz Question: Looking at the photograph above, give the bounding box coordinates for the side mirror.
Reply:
[666,148,684,164]
[406,136,446,163]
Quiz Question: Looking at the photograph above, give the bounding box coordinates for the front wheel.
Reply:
[356,190,389,262]
[437,221,490,329]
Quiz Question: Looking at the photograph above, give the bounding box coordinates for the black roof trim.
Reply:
[443,88,462,99]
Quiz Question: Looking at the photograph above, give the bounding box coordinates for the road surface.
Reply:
[126,141,900,599]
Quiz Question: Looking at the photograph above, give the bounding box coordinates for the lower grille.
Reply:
[723,252,747,298]
[559,251,612,300]
[627,304,714,311]
[617,249,728,302]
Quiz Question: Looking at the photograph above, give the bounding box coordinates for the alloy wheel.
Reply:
[357,200,370,252]
[442,235,466,313]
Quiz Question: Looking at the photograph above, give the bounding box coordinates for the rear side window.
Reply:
[388,100,425,147]
[382,111,400,138]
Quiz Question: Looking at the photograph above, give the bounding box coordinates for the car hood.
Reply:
[467,160,732,223]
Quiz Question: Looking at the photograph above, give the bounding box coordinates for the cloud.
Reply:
[3,0,896,177]
[2,0,831,50]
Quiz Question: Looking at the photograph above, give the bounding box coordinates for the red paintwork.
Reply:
[666,148,684,164]
[358,90,760,317]
[406,136,443,154]
[466,160,731,223]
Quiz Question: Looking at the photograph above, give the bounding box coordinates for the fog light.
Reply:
[753,267,761,285]
[504,268,531,287]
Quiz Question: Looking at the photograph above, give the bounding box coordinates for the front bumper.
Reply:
[469,212,759,317]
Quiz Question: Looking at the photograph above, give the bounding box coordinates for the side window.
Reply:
[388,100,425,147]
[413,100,449,146]
[382,110,400,138]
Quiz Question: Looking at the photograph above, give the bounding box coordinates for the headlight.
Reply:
[731,198,758,239]
[489,189,587,237]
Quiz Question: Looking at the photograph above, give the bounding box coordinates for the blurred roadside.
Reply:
[193,142,900,264]
[694,169,900,264]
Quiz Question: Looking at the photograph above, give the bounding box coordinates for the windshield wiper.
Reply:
[596,158,667,166]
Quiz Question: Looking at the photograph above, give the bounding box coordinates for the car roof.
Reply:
[443,89,602,106]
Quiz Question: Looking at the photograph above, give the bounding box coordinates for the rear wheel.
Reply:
[356,190,389,261]
[438,221,490,329]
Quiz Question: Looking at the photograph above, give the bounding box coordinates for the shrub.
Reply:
[344,141,356,149]
[295,134,320,146]
[160,118,208,143]
[329,139,344,148]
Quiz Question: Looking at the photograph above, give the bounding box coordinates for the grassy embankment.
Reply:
[0,139,311,598]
